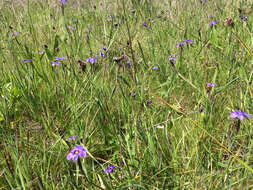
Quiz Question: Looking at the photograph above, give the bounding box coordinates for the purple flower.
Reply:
[21,59,32,63]
[66,145,87,162]
[102,46,107,51]
[54,56,67,61]
[131,93,136,97]
[39,50,45,54]
[169,53,179,62]
[176,42,185,47]
[104,165,116,174]
[146,100,152,105]
[168,57,177,62]
[115,19,121,24]
[152,66,159,70]
[209,20,217,27]
[67,25,75,31]
[86,56,97,64]
[230,110,250,121]
[126,61,131,68]
[185,40,193,44]
[240,16,248,22]
[100,51,105,59]
[106,16,113,22]
[50,61,60,67]
[69,136,77,141]
[207,83,217,87]
[143,22,147,27]
[59,0,67,3]
[9,32,18,36]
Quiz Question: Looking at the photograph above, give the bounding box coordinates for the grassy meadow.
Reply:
[0,0,253,189]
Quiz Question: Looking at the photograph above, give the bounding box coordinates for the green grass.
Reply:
[0,0,253,189]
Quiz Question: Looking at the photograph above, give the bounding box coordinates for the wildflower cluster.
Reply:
[9,32,18,36]
[168,54,179,62]
[240,16,248,22]
[86,56,98,64]
[176,40,193,48]
[104,165,116,174]
[86,47,107,64]
[66,143,117,175]
[50,56,67,67]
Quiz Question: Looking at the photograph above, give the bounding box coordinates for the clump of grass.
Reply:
[0,0,252,189]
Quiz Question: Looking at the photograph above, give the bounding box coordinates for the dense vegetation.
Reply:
[0,0,252,189]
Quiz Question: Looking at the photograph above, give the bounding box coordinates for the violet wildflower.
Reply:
[131,93,136,98]
[100,51,105,59]
[86,56,97,64]
[104,165,116,174]
[209,20,217,27]
[207,83,217,87]
[50,60,60,67]
[116,19,121,24]
[39,50,45,54]
[169,54,178,72]
[185,40,193,44]
[126,61,131,68]
[152,66,159,70]
[59,0,67,3]
[169,53,179,62]
[240,16,248,22]
[176,41,185,47]
[168,57,177,62]
[102,46,107,51]
[143,22,147,27]
[146,100,152,105]
[67,25,75,31]
[230,110,250,121]
[54,56,67,61]
[106,15,113,22]
[9,32,18,36]
[66,145,87,162]
[69,136,77,141]
[21,59,32,63]
[206,83,216,93]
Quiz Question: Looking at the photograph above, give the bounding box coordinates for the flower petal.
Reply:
[238,115,244,121]
[67,153,74,160]
[242,112,251,118]
[79,151,87,158]
[72,155,79,161]
[75,145,83,149]
[230,111,238,119]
